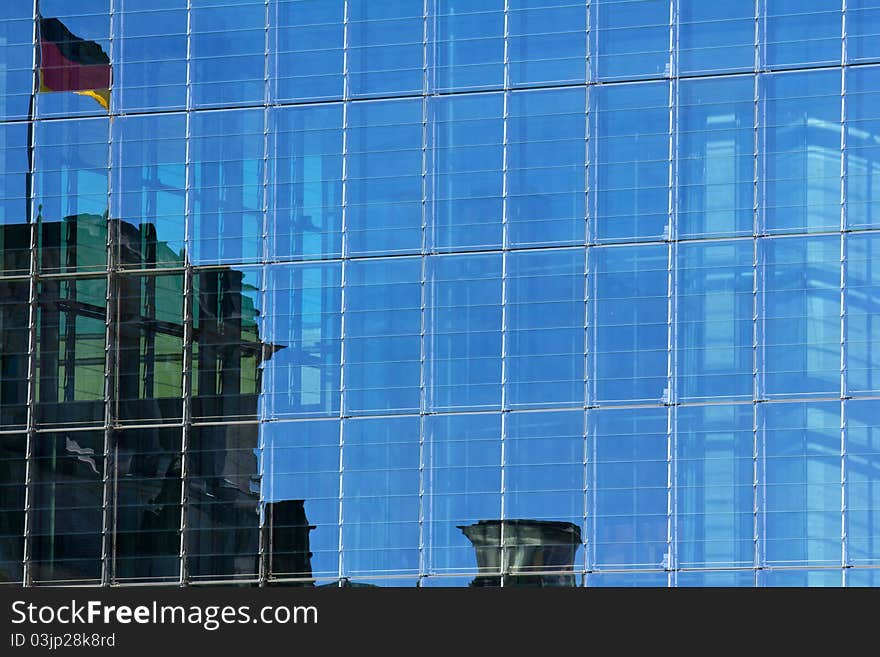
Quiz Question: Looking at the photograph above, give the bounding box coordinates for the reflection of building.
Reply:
[459,520,582,588]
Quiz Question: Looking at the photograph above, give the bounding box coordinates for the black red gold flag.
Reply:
[38,16,111,110]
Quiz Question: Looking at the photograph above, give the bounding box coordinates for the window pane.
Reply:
[0,434,25,583]
[594,0,670,81]
[0,122,30,275]
[590,244,668,404]
[678,1,754,75]
[847,399,880,565]
[0,2,34,120]
[593,81,669,243]
[846,67,880,230]
[427,253,502,411]
[434,0,504,92]
[0,281,29,430]
[508,0,587,87]
[848,0,880,63]
[765,0,841,69]
[507,87,586,248]
[847,233,880,394]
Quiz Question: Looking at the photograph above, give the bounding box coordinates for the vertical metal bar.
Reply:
[21,0,41,588]
[336,0,350,586]
[752,0,763,587]
[100,0,117,587]
[177,0,194,587]
[840,0,849,584]
[256,0,271,588]
[498,0,510,588]
[582,78,590,583]
[417,0,430,587]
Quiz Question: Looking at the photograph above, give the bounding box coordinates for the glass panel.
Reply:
[348,0,424,98]
[594,0,670,81]
[187,423,261,580]
[34,117,109,274]
[593,81,669,243]
[117,0,187,112]
[848,0,880,63]
[190,0,264,107]
[426,413,502,578]
[430,93,504,252]
[189,109,263,265]
[343,257,421,416]
[427,253,502,411]
[346,99,423,256]
[114,426,181,582]
[507,87,586,248]
[0,2,33,121]
[587,572,666,586]
[847,233,880,394]
[342,416,420,577]
[676,404,754,568]
[846,66,880,230]
[30,430,104,584]
[0,434,25,584]
[846,399,880,565]
[35,1,111,118]
[434,0,504,92]
[590,244,668,404]
[765,0,841,69]
[503,410,584,585]
[678,1,754,75]
[590,407,668,570]
[760,235,840,398]
[262,419,340,581]
[262,262,342,419]
[112,113,186,269]
[0,122,30,275]
[36,277,107,428]
[759,401,842,566]
[270,103,343,261]
[759,569,842,586]
[116,272,184,424]
[272,0,344,102]
[508,0,587,88]
[678,76,754,239]
[192,266,264,422]
[506,248,584,408]
[676,570,756,587]
[0,281,29,431]
[677,240,753,402]
[763,69,841,234]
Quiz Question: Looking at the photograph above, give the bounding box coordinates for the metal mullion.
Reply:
[499,0,510,588]
[582,81,590,583]
[256,0,271,588]
[21,0,40,588]
[840,1,849,582]
[100,0,117,587]
[336,0,351,587]
[417,0,430,587]
[751,0,763,587]
[177,0,194,587]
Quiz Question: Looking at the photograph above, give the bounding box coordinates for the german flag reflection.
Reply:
[38,16,110,110]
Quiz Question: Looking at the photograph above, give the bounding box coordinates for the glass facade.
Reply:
[0,0,879,587]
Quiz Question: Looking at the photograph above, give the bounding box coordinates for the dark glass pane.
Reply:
[0,280,29,431]
[0,433,25,583]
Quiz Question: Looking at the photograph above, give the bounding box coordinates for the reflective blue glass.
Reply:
[847,233,880,394]
[262,262,342,419]
[590,244,668,404]
[0,1,36,120]
[676,405,754,568]
[342,416,420,576]
[763,69,841,234]
[846,66,880,230]
[272,0,344,102]
[678,1,754,75]
[269,103,343,261]
[427,253,502,411]
[348,0,424,98]
[189,109,263,265]
[426,413,501,575]
[430,93,504,251]
[117,0,187,112]
[594,0,670,81]
[590,407,668,570]
[677,240,753,402]
[849,0,880,63]
[847,399,880,564]
[760,235,840,397]
[507,87,586,248]
[765,0,841,69]
[434,0,504,92]
[346,99,423,256]
[678,76,754,239]
[506,248,584,408]
[0,122,29,274]
[593,81,669,243]
[508,0,587,87]
[343,257,422,415]
[759,401,842,566]
[759,569,842,586]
